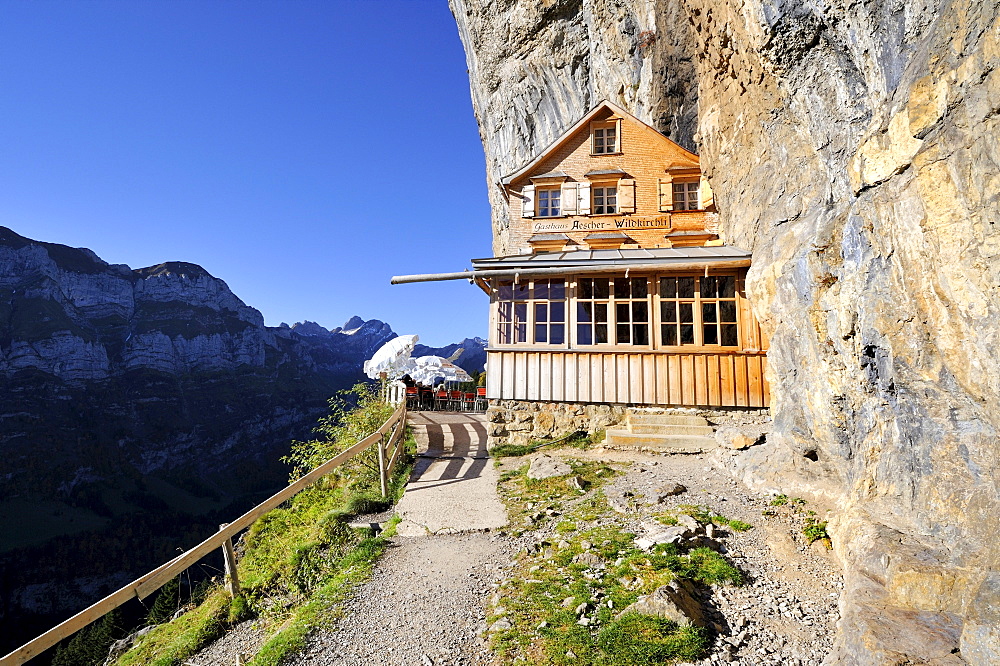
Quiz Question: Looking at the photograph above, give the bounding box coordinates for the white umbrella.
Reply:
[407,355,472,385]
[363,334,419,379]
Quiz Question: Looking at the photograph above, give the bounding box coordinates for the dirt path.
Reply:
[287,412,511,666]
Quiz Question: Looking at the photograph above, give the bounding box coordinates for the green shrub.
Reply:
[803,519,830,544]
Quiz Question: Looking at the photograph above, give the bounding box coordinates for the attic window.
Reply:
[591,120,620,155]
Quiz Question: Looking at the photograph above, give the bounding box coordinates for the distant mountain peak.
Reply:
[134,261,216,280]
[342,315,366,331]
[290,320,331,337]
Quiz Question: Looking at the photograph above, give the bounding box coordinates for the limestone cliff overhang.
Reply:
[389,246,751,285]
[499,100,699,187]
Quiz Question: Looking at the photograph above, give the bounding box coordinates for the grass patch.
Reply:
[670,504,753,533]
[490,463,745,664]
[115,589,231,666]
[491,431,595,459]
[490,443,538,458]
[597,614,709,665]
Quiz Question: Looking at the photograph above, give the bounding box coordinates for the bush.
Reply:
[282,383,394,485]
[803,519,830,544]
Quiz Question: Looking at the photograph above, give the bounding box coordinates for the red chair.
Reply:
[405,387,419,410]
[462,392,476,412]
[448,390,463,411]
[434,390,448,411]
[475,386,487,412]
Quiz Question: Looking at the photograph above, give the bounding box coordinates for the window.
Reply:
[537,188,561,217]
[593,186,617,214]
[576,277,650,346]
[672,181,700,210]
[532,279,566,344]
[614,277,650,344]
[660,275,738,347]
[496,279,566,345]
[592,126,618,154]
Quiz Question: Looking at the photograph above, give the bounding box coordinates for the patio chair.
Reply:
[448,390,463,411]
[475,386,488,412]
[405,386,419,410]
[462,392,476,412]
[434,390,448,411]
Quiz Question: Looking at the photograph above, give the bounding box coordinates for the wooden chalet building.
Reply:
[394,100,769,413]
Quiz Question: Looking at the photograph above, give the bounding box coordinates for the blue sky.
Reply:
[0,0,492,347]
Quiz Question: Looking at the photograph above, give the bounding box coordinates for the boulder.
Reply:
[526,454,571,480]
[655,483,687,501]
[715,426,765,451]
[635,523,690,550]
[620,579,706,627]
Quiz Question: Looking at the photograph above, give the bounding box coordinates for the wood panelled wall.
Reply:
[485,350,769,408]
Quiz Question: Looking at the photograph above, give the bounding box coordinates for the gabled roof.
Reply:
[501,100,700,186]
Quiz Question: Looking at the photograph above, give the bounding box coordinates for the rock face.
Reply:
[450,1,1000,663]
[450,0,699,256]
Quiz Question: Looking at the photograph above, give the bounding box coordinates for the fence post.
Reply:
[219,524,241,598]
[377,431,388,499]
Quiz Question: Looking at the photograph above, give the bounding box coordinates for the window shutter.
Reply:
[614,118,622,153]
[658,178,673,212]
[522,185,535,218]
[578,182,592,215]
[619,179,636,213]
[561,182,578,215]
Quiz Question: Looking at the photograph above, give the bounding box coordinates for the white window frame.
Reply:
[536,187,562,217]
[592,185,618,215]
[672,180,701,211]
[493,278,568,347]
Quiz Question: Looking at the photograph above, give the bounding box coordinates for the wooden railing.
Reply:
[1,402,408,666]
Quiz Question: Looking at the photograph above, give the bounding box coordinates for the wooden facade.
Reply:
[486,350,769,407]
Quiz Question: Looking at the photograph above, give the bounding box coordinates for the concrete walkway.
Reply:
[394,412,507,536]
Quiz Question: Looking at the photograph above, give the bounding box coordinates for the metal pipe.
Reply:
[390,257,751,285]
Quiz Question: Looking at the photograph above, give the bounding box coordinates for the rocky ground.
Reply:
[587,449,842,665]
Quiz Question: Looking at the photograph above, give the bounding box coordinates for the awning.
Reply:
[390,246,751,285]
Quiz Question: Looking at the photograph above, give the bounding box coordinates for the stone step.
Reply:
[603,429,716,453]
[626,413,709,427]
[627,423,716,436]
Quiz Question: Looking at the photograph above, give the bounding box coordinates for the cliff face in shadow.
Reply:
[449,1,1000,662]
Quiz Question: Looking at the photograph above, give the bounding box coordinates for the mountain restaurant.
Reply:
[393,101,769,410]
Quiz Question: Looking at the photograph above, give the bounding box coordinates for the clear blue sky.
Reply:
[0,0,492,347]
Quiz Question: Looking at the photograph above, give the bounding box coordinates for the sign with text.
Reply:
[532,215,673,233]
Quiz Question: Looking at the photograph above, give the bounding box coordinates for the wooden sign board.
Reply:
[532,215,672,233]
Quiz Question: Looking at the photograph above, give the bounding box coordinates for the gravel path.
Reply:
[288,412,512,666]
[194,415,842,665]
[289,533,514,666]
